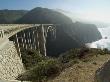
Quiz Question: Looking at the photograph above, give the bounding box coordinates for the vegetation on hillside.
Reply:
[17,49,62,82]
[20,49,46,69]
[16,48,110,82]
[0,9,28,23]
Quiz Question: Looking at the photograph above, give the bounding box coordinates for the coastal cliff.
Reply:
[15,7,102,56]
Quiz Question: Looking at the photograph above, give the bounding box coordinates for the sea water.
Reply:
[86,27,110,50]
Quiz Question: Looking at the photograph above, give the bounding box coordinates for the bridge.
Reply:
[0,24,56,81]
[0,24,56,55]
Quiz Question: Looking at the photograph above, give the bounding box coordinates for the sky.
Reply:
[0,0,110,24]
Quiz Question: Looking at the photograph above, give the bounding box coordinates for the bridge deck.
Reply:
[0,24,36,50]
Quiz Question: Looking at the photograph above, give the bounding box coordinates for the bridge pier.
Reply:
[23,31,25,48]
[37,24,47,56]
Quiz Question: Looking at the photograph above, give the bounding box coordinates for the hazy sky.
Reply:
[0,0,110,23]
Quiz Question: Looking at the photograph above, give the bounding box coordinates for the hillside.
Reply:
[16,48,110,82]
[48,54,110,82]
[15,7,102,56]
[15,7,72,24]
[47,48,110,82]
[0,9,28,23]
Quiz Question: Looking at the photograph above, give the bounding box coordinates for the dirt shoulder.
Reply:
[48,54,110,82]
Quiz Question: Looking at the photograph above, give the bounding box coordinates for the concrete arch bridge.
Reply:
[0,24,56,81]
[9,24,56,57]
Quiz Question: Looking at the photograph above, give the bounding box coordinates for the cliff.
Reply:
[15,7,102,56]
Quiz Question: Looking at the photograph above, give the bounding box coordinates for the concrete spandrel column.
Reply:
[33,31,36,49]
[25,40,27,49]
[30,39,32,49]
[28,30,32,49]
[16,34,18,45]
[32,30,36,50]
[23,31,28,49]
[54,28,56,39]
[46,25,56,40]
[20,31,24,48]
[1,30,4,38]
[27,31,30,48]
[36,27,40,54]
[23,31,26,48]
[16,34,21,59]
[0,30,1,38]
[52,27,56,40]
[0,30,4,38]
[31,30,35,50]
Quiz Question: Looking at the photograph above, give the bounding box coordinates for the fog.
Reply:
[87,27,110,50]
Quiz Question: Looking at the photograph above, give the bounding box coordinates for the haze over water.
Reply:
[88,27,110,50]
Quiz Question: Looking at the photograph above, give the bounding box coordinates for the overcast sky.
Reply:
[0,0,110,23]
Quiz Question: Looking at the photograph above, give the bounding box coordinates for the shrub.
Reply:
[18,48,110,82]
[17,59,61,82]
[103,48,110,54]
[58,48,80,63]
[21,49,46,69]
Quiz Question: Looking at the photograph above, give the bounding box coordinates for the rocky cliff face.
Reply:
[46,23,102,56]
[15,7,102,56]
[68,22,102,43]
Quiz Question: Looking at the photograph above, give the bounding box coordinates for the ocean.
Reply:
[86,27,110,50]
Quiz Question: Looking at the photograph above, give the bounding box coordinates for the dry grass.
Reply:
[48,54,110,82]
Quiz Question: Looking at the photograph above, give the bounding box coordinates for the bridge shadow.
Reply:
[95,60,110,82]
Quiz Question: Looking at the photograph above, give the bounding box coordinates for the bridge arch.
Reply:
[9,24,57,57]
